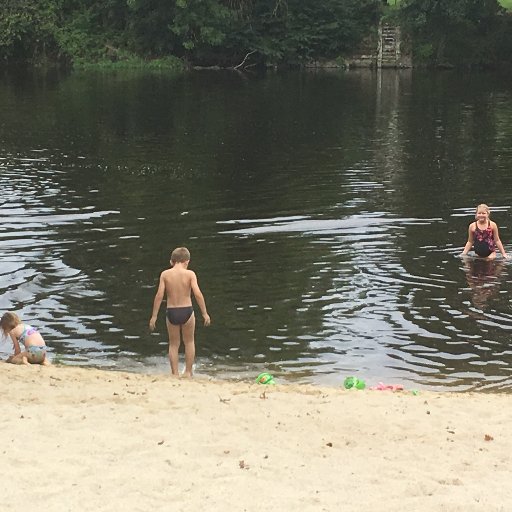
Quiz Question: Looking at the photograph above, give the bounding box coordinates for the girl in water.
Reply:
[461,204,509,260]
[1,312,50,365]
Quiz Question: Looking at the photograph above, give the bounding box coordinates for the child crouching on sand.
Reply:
[1,312,50,365]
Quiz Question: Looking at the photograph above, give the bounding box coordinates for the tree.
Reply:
[399,0,507,66]
[0,0,61,62]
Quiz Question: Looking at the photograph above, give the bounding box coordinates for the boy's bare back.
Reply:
[149,250,210,332]
[160,266,196,308]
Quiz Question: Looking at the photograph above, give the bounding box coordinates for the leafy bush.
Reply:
[399,0,511,67]
[1,0,511,68]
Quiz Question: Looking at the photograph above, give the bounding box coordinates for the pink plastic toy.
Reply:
[370,382,404,391]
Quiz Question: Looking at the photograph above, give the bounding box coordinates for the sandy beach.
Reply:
[1,363,511,512]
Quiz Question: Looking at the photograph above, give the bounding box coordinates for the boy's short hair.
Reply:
[171,247,191,263]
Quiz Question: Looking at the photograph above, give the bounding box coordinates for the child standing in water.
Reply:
[1,312,50,365]
[149,247,210,377]
[461,204,509,260]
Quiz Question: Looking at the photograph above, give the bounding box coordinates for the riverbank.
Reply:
[1,363,510,511]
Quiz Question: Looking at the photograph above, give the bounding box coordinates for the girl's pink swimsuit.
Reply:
[473,221,496,257]
[18,324,39,345]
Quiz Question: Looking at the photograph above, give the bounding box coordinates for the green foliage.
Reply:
[125,0,180,57]
[414,43,434,62]
[170,0,233,52]
[224,0,379,65]
[278,0,379,61]
[0,0,61,62]
[1,0,511,68]
[73,54,185,71]
[399,0,510,67]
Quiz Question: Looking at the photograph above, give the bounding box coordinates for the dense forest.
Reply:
[1,0,511,69]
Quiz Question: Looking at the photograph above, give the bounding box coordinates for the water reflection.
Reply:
[1,69,512,390]
[463,257,506,312]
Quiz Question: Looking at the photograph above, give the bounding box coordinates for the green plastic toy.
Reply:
[343,376,366,390]
[256,372,275,385]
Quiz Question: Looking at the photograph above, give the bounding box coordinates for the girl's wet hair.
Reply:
[476,204,491,218]
[0,312,21,337]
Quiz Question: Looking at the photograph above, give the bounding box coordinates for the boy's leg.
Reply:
[181,313,196,377]
[165,319,181,376]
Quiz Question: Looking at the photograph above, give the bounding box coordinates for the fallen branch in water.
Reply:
[234,50,257,70]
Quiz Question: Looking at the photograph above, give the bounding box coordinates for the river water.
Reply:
[1,68,512,390]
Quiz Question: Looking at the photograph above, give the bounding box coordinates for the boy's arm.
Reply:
[149,274,166,331]
[190,272,210,326]
[461,225,474,256]
[492,223,509,259]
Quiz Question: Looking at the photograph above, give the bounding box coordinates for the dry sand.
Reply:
[1,362,511,511]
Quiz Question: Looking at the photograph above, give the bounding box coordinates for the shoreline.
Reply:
[5,353,511,393]
[23,357,512,394]
[2,362,511,511]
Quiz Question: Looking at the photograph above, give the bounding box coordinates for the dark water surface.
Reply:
[1,69,512,390]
